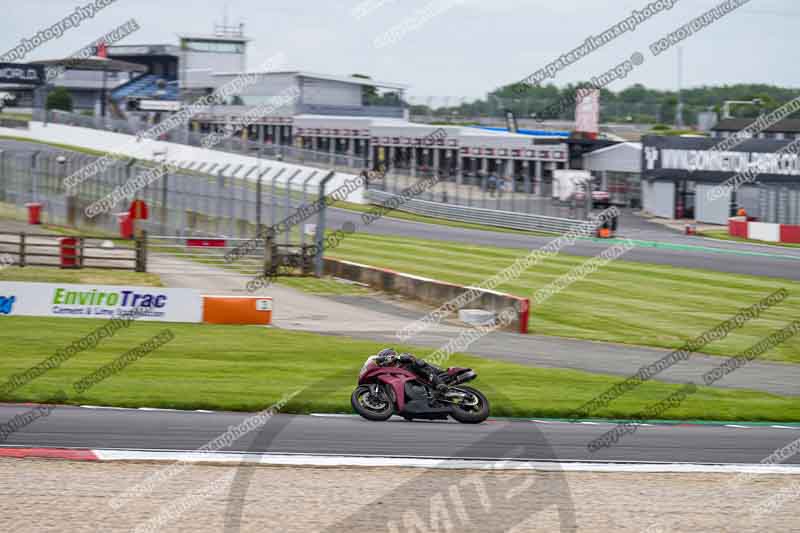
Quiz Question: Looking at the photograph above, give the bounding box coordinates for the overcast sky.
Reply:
[2,0,798,104]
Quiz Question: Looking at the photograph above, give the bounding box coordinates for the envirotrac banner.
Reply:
[0,282,202,323]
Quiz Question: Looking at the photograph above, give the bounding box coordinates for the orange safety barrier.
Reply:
[202,296,273,325]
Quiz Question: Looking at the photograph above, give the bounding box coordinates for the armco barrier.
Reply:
[728,217,800,244]
[202,295,273,325]
[324,258,529,334]
[366,189,586,234]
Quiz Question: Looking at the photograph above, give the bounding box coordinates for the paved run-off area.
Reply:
[1,458,797,532]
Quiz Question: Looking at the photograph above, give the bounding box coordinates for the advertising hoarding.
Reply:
[0,282,203,323]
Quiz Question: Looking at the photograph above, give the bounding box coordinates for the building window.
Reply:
[182,40,244,54]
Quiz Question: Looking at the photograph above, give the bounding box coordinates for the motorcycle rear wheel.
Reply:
[352,384,394,421]
[450,386,490,424]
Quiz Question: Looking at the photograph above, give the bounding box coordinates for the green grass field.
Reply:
[0,317,797,421]
[325,232,800,363]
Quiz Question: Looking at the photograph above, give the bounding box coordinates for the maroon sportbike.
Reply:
[351,350,490,424]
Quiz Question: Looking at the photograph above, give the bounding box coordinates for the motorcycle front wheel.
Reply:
[450,386,490,424]
[351,384,394,421]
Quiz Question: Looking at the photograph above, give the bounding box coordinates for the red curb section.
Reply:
[0,448,99,461]
[729,216,800,244]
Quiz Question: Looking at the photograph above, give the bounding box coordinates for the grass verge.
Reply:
[0,317,797,421]
[0,266,162,286]
[699,229,800,249]
[326,232,800,363]
[0,135,109,157]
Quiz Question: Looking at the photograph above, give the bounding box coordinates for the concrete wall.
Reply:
[324,258,529,334]
[644,181,675,219]
[212,72,298,106]
[582,142,641,173]
[183,50,246,87]
[642,180,654,214]
[738,185,761,219]
[695,184,730,225]
[749,222,781,242]
[0,122,366,203]
[301,78,362,107]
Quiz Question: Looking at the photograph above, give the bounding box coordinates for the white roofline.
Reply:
[177,33,251,42]
[211,70,407,90]
[583,141,642,157]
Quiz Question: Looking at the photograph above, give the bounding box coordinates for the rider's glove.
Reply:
[397,354,415,364]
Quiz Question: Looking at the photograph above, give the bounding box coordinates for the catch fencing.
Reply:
[0,149,327,243]
[31,109,593,227]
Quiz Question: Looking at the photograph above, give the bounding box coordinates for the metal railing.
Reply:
[366,190,589,234]
[147,235,316,280]
[370,171,595,222]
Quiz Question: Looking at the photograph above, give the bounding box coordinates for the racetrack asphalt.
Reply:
[1,405,798,465]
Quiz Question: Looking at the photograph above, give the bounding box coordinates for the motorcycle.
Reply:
[351,353,490,424]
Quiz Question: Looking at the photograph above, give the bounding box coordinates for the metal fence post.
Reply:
[30,151,40,203]
[313,171,335,277]
[263,230,275,276]
[135,230,148,272]
[300,171,319,249]
[161,170,169,235]
[215,165,230,235]
[585,180,593,220]
[19,232,26,268]
[285,169,302,244]
[0,150,5,203]
[255,167,270,236]
[270,168,286,229]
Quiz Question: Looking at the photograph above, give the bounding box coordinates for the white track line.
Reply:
[91,449,800,474]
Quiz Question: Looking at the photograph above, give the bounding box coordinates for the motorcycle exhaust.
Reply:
[447,370,476,386]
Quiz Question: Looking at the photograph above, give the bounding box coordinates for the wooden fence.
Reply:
[0,231,147,272]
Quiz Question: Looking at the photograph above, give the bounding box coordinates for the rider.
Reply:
[376,348,449,393]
